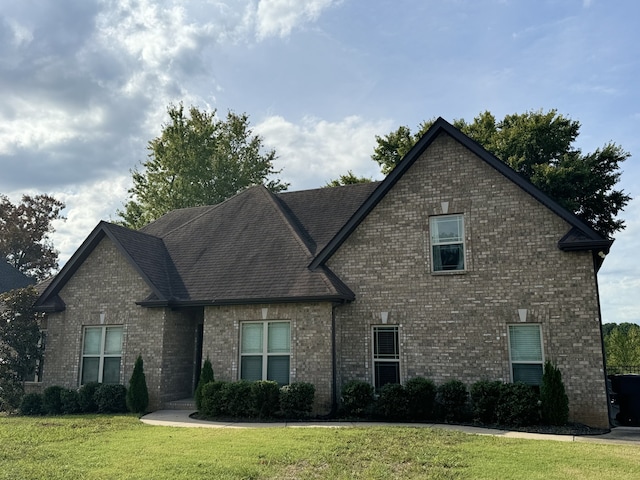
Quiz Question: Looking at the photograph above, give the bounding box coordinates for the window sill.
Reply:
[431,269,467,276]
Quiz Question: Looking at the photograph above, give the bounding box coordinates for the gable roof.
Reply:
[36,183,374,311]
[36,117,612,311]
[310,117,613,270]
[0,260,35,293]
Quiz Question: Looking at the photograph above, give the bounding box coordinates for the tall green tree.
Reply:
[0,287,44,410]
[604,323,640,373]
[372,110,630,238]
[325,170,373,187]
[0,194,65,281]
[119,104,289,229]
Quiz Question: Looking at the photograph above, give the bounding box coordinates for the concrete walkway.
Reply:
[141,409,640,445]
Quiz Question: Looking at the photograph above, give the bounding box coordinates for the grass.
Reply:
[0,415,638,479]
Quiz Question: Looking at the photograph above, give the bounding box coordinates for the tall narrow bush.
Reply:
[541,361,569,425]
[127,355,149,414]
[195,357,214,410]
[406,377,437,421]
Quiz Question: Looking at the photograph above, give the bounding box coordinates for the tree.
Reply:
[0,287,44,410]
[119,104,289,229]
[195,356,214,411]
[325,170,373,187]
[0,194,65,281]
[604,323,640,373]
[126,355,149,414]
[371,110,630,238]
[540,361,569,426]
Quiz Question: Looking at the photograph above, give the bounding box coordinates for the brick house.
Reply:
[34,118,613,427]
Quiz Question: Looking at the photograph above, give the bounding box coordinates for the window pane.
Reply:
[105,327,123,355]
[513,364,543,385]
[241,356,263,381]
[241,324,263,354]
[81,357,99,384]
[374,327,398,358]
[103,357,121,384]
[375,362,400,390]
[433,244,464,271]
[83,328,102,355]
[268,322,290,353]
[267,356,290,385]
[431,216,463,243]
[509,325,542,362]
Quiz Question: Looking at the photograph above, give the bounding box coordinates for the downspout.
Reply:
[593,250,614,427]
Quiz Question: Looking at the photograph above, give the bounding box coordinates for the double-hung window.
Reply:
[430,214,465,272]
[240,321,290,385]
[373,326,400,390]
[81,326,123,384]
[508,324,544,386]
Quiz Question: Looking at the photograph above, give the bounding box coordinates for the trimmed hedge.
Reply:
[94,384,128,413]
[20,392,43,416]
[78,382,101,413]
[42,386,64,415]
[495,382,540,427]
[252,381,280,419]
[280,382,315,419]
[406,377,437,421]
[340,380,374,417]
[60,388,81,414]
[437,380,469,422]
[470,380,503,424]
[375,383,408,420]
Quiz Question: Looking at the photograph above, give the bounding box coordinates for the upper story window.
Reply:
[429,214,465,272]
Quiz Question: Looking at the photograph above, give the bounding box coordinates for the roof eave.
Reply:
[136,294,354,308]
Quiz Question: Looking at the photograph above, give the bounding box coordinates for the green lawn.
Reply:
[0,415,638,479]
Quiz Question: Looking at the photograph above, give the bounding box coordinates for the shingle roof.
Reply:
[35,118,612,311]
[0,260,35,293]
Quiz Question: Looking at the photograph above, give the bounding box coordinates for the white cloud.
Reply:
[254,0,341,39]
[256,114,390,189]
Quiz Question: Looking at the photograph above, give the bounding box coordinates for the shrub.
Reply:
[78,382,101,413]
[0,375,24,412]
[42,386,64,415]
[200,381,227,417]
[495,382,540,427]
[20,393,43,415]
[195,357,214,411]
[340,380,374,417]
[127,355,149,414]
[60,388,81,414]
[221,381,254,418]
[94,384,128,413]
[375,383,409,420]
[470,380,503,425]
[405,377,437,421]
[540,361,569,426]
[252,381,280,419]
[280,382,315,419]
[437,380,469,422]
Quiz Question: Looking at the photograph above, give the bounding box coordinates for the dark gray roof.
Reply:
[36,118,612,311]
[0,260,35,293]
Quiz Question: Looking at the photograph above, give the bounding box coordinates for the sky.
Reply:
[1,0,639,324]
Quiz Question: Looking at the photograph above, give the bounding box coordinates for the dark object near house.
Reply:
[609,374,640,426]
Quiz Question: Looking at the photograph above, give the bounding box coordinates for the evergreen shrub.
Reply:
[280,382,315,419]
[406,377,437,421]
[20,392,43,415]
[94,384,128,413]
[60,388,81,414]
[195,357,214,411]
[251,380,280,418]
[340,380,374,417]
[470,380,503,424]
[126,355,149,414]
[495,382,540,427]
[221,381,254,418]
[437,380,469,422]
[200,381,227,417]
[540,361,569,425]
[78,382,101,413]
[42,386,64,414]
[375,383,408,420]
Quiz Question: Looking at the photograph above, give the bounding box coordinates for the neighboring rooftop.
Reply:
[0,260,35,294]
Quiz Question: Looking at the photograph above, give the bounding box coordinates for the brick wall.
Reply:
[328,132,609,428]
[40,237,195,410]
[203,302,334,415]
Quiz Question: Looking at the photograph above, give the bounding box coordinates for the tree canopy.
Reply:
[603,323,640,374]
[325,170,373,187]
[0,194,65,281]
[372,110,631,238]
[119,104,289,229]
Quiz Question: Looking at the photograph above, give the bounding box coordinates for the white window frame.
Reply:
[80,326,123,385]
[372,325,400,391]
[507,324,544,386]
[429,214,466,272]
[239,321,291,385]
